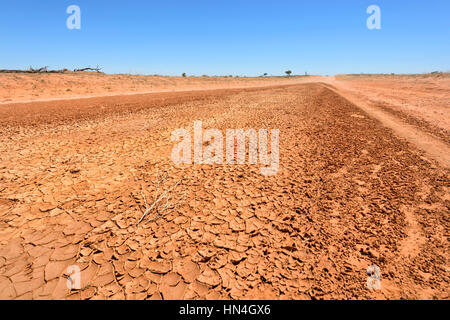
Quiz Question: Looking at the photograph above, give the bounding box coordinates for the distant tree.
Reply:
[285,70,292,76]
[182,73,186,77]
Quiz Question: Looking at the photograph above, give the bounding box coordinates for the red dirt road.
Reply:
[0,83,448,299]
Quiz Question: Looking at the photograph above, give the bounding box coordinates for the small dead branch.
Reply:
[74,65,103,73]
[134,170,185,226]
[31,66,48,73]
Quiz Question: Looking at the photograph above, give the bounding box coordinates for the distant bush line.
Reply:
[0,66,103,74]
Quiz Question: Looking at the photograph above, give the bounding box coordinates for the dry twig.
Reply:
[135,170,185,226]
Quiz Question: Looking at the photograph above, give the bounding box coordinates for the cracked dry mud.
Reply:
[0,83,448,300]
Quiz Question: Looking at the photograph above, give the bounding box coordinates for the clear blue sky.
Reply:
[1,0,449,76]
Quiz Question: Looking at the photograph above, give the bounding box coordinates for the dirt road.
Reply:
[0,83,448,299]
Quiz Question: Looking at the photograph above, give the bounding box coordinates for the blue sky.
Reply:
[0,0,449,76]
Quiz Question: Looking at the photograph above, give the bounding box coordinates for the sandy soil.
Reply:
[320,80,450,170]
[0,77,448,300]
[334,74,450,143]
[0,72,316,104]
